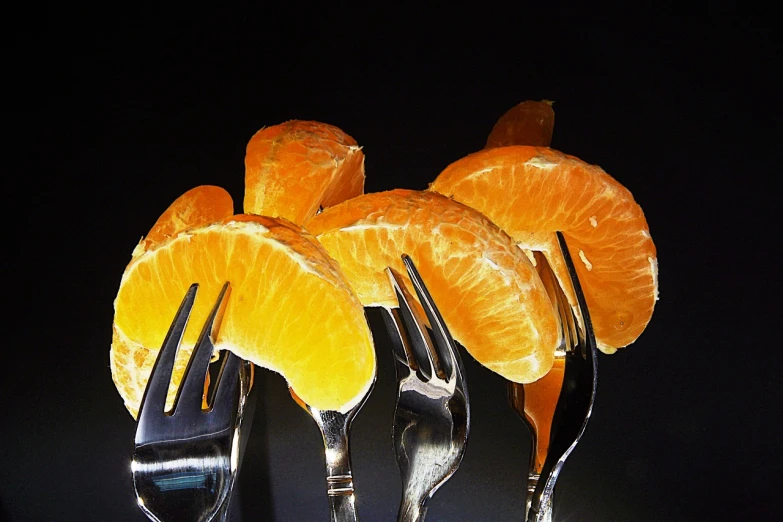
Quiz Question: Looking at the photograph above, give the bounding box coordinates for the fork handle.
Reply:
[328,482,359,522]
[323,428,359,522]
[526,497,553,522]
[526,474,553,522]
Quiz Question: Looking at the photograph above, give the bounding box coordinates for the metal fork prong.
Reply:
[387,266,437,381]
[536,252,574,356]
[534,251,571,353]
[555,232,597,356]
[383,306,415,368]
[173,281,231,413]
[210,351,243,414]
[402,254,458,382]
[136,283,199,422]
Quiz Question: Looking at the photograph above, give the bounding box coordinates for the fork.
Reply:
[508,232,598,522]
[289,375,375,522]
[132,282,255,522]
[382,254,470,522]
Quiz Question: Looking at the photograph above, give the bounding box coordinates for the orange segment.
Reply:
[111,208,375,418]
[140,185,234,251]
[244,120,365,225]
[485,100,555,149]
[307,189,559,384]
[429,145,657,353]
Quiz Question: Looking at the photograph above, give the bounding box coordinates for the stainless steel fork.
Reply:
[510,232,598,522]
[382,254,470,522]
[132,283,254,522]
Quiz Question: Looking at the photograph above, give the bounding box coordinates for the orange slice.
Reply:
[140,185,235,248]
[244,120,365,225]
[485,100,555,149]
[307,189,559,384]
[110,187,375,417]
[429,146,657,353]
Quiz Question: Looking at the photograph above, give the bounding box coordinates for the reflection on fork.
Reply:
[132,282,255,522]
[508,232,598,522]
[383,254,470,522]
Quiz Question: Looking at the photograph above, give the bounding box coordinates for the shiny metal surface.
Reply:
[132,283,254,522]
[290,381,374,522]
[383,255,470,522]
[519,232,598,522]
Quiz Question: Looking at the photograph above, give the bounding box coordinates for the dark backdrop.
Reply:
[4,6,780,521]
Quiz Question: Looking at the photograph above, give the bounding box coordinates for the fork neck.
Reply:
[316,411,352,479]
[314,410,359,522]
[398,498,428,522]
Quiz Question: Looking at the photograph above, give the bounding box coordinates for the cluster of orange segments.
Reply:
[110,101,658,417]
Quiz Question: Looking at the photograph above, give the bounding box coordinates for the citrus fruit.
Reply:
[485,100,555,149]
[140,185,235,249]
[110,187,375,418]
[307,188,559,384]
[429,145,657,353]
[244,120,365,225]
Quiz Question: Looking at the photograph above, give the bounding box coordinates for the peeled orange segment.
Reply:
[485,100,555,149]
[139,185,235,251]
[111,213,376,418]
[244,120,365,225]
[429,145,657,353]
[307,189,559,384]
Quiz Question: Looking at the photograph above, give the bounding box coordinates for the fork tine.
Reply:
[173,282,231,413]
[555,232,597,356]
[382,306,415,370]
[387,266,437,380]
[401,254,460,383]
[136,284,199,421]
[533,251,571,351]
[210,351,242,413]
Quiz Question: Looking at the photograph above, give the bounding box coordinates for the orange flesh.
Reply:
[243,120,365,225]
[430,145,657,353]
[308,189,559,384]
[485,100,555,149]
[142,185,235,248]
[111,210,376,416]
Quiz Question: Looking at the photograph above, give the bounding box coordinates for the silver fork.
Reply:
[132,282,254,522]
[512,232,598,522]
[289,376,375,522]
[382,254,470,522]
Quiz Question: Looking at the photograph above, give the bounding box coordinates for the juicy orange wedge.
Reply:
[307,189,559,384]
[485,99,555,149]
[430,146,657,353]
[244,120,365,225]
[110,186,375,417]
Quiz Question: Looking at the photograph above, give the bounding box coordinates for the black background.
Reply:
[4,5,780,521]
